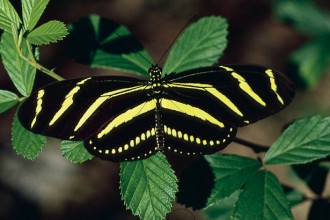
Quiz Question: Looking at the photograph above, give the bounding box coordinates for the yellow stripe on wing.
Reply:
[230,72,266,107]
[161,98,225,128]
[31,89,45,128]
[97,98,157,139]
[49,78,91,126]
[74,85,148,132]
[220,65,267,107]
[265,69,284,105]
[165,82,244,117]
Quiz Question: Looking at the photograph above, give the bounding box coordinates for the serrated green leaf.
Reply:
[202,191,239,220]
[12,108,46,160]
[27,20,68,45]
[120,152,178,220]
[60,140,93,163]
[92,49,151,75]
[22,0,50,31]
[274,0,330,37]
[0,90,19,113]
[0,32,36,96]
[68,15,152,76]
[163,16,228,74]
[264,115,330,165]
[0,0,21,33]
[205,154,261,206]
[231,170,293,220]
[288,36,330,88]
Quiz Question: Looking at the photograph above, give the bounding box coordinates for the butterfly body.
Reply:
[18,65,295,162]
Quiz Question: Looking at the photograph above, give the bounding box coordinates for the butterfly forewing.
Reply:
[18,76,148,140]
[163,65,295,127]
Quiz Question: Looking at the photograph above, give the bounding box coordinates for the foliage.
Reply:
[60,140,93,163]
[0,0,329,219]
[11,108,47,160]
[273,0,330,88]
[120,153,178,220]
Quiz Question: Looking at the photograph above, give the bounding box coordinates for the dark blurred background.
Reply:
[0,0,329,219]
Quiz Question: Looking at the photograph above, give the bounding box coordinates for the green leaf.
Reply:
[284,186,306,207]
[22,0,50,31]
[202,191,239,220]
[0,0,21,33]
[0,90,19,113]
[264,115,330,165]
[163,16,228,74]
[0,32,36,96]
[120,152,178,220]
[60,140,93,163]
[231,170,293,220]
[288,36,330,88]
[27,20,68,45]
[274,0,330,88]
[68,15,152,76]
[274,0,330,37]
[12,108,46,160]
[205,154,261,206]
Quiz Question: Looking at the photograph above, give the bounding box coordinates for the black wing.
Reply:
[159,64,294,156]
[163,64,295,127]
[18,76,159,161]
[160,97,237,156]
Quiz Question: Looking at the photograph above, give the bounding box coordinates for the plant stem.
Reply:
[11,26,64,81]
[233,137,269,153]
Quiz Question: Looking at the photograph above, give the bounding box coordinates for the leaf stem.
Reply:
[11,25,64,81]
[233,137,269,153]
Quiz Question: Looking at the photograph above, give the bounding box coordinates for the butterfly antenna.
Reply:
[157,15,198,65]
[113,31,153,66]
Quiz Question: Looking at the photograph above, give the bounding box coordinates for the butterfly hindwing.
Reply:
[84,98,159,162]
[163,65,295,127]
[160,97,237,156]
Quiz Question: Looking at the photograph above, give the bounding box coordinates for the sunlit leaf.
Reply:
[0,0,21,33]
[120,152,178,220]
[0,90,19,113]
[163,16,228,74]
[0,32,37,96]
[12,109,46,160]
[27,20,68,45]
[264,115,330,165]
[22,0,50,31]
[61,140,93,163]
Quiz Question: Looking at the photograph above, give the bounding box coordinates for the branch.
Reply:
[11,24,64,81]
[233,137,269,153]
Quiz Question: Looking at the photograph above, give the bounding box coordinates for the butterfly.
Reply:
[18,64,295,162]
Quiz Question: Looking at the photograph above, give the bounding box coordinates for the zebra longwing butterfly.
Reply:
[18,64,295,162]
